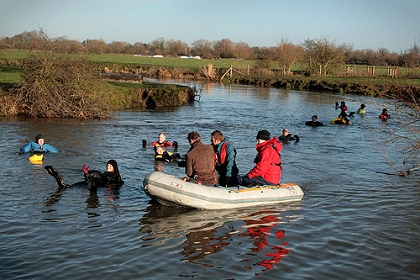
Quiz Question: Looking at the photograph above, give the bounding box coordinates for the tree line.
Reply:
[1,30,419,74]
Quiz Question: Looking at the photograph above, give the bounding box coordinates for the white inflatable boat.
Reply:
[142,171,304,210]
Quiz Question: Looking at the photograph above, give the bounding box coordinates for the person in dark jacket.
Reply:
[100,160,124,186]
[305,115,324,127]
[211,130,239,186]
[154,145,180,162]
[241,130,283,187]
[278,128,299,143]
[45,160,124,192]
[185,131,218,185]
[19,133,59,154]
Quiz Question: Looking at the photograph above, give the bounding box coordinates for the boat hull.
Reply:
[142,171,304,210]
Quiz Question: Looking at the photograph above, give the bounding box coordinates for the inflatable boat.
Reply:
[142,171,304,210]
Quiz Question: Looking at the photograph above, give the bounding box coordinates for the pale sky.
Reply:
[1,0,419,53]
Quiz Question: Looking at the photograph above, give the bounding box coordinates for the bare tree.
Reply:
[131,42,148,55]
[107,41,127,54]
[275,40,304,75]
[148,37,166,55]
[212,38,235,59]
[83,39,107,54]
[233,41,253,60]
[191,39,213,58]
[254,46,277,70]
[302,37,345,76]
[399,44,420,68]
[52,37,84,54]
[165,39,189,57]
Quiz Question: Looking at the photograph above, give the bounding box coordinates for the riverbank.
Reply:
[231,76,420,97]
[1,50,419,116]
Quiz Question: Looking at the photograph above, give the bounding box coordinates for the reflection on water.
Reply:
[239,211,289,274]
[140,204,301,276]
[182,224,229,265]
[43,176,121,209]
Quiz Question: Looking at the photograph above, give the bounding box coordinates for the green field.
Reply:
[87,54,255,69]
[1,49,419,86]
[0,50,255,69]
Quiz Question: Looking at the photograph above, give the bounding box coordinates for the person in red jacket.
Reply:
[241,130,283,187]
[151,132,177,148]
[379,108,391,121]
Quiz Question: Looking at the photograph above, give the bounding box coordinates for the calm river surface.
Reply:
[1,80,419,280]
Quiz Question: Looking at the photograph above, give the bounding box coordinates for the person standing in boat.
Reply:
[210,130,239,186]
[19,133,59,154]
[185,131,218,186]
[305,115,324,127]
[241,130,283,187]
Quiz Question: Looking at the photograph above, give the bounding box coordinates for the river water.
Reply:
[1,80,419,280]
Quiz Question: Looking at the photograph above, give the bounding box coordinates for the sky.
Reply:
[1,0,419,53]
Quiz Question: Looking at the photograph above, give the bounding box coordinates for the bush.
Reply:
[0,89,21,116]
[15,52,111,118]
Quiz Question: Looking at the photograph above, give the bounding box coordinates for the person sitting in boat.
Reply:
[19,133,59,154]
[154,144,180,162]
[240,130,282,187]
[305,115,324,127]
[278,128,299,143]
[211,130,239,187]
[151,132,178,149]
[379,108,391,121]
[357,104,366,114]
[185,131,218,186]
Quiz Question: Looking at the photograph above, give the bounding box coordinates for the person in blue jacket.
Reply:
[211,130,239,186]
[19,133,59,154]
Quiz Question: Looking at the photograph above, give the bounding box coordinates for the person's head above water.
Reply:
[35,134,44,146]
